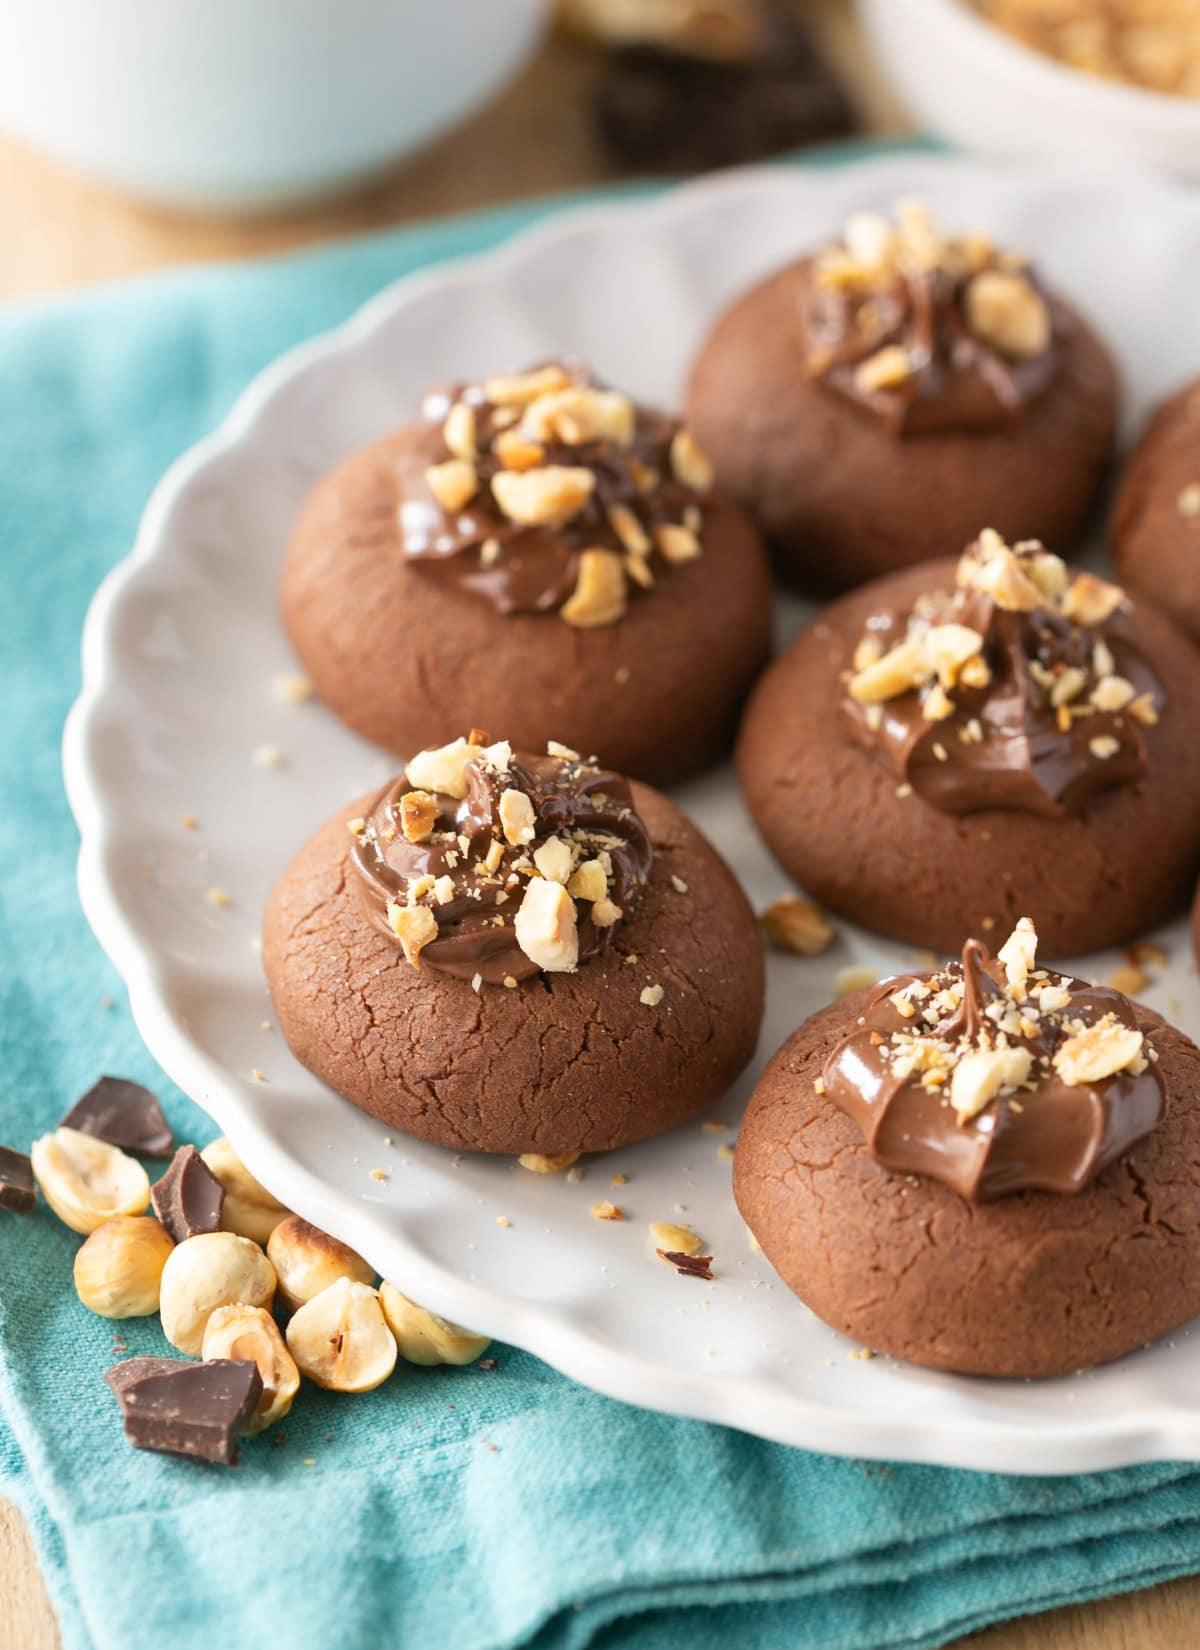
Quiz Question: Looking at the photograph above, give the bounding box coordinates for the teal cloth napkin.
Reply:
[6,154,1200,1650]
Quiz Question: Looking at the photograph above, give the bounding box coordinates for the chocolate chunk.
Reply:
[0,1145,35,1213]
[60,1076,174,1159]
[595,12,856,174]
[106,1357,262,1466]
[151,1145,225,1243]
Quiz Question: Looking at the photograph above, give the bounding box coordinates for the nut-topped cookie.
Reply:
[687,199,1118,590]
[263,732,764,1154]
[737,532,1200,956]
[735,920,1200,1376]
[281,361,771,787]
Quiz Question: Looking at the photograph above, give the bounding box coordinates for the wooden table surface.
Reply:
[2,6,1198,1647]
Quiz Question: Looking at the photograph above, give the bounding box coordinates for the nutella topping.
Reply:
[397,361,713,626]
[823,919,1163,1201]
[803,200,1059,435]
[351,733,652,985]
[843,531,1162,817]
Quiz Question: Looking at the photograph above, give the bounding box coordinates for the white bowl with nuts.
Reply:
[859,0,1200,178]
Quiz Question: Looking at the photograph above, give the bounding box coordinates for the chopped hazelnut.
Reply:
[31,1129,150,1236]
[648,1221,702,1255]
[847,637,928,703]
[997,916,1038,995]
[442,402,476,461]
[639,984,664,1007]
[854,344,913,393]
[1091,675,1136,712]
[491,465,594,527]
[520,386,635,448]
[925,623,984,689]
[591,1201,623,1220]
[399,789,439,842]
[964,271,1051,359]
[484,364,571,406]
[425,458,479,514]
[669,428,714,492]
[1063,572,1124,627]
[950,1046,1033,1124]
[561,548,627,629]
[834,966,878,998]
[514,877,579,973]
[609,502,650,556]
[654,523,702,565]
[761,895,835,956]
[1089,735,1121,760]
[532,836,574,884]
[1054,1016,1145,1085]
[567,858,607,903]
[387,900,438,968]
[405,737,478,799]
[1177,483,1200,519]
[518,1151,581,1173]
[494,429,546,471]
[498,788,536,847]
[591,897,622,928]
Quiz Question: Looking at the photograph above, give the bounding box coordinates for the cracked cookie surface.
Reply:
[263,784,764,1154]
[734,992,1200,1376]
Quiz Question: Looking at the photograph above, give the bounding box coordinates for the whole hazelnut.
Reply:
[201,1304,300,1432]
[378,1283,491,1366]
[199,1137,290,1244]
[31,1127,150,1235]
[266,1215,374,1312]
[285,1278,396,1393]
[158,1230,276,1356]
[73,1216,175,1318]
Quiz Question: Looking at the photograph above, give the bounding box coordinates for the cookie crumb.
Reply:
[611,1172,627,1185]
[701,1120,727,1134]
[850,1347,876,1361]
[639,984,664,1007]
[716,1143,734,1161]
[206,887,232,909]
[670,875,689,895]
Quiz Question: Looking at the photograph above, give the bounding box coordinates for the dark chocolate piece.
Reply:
[106,1357,262,1466]
[657,1249,714,1280]
[0,1145,35,1213]
[151,1145,225,1243]
[595,13,855,174]
[60,1076,174,1158]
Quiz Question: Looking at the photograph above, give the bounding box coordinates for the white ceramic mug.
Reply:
[0,0,551,212]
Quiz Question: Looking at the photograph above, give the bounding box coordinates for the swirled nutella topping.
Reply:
[843,531,1163,817]
[803,199,1059,435]
[396,361,715,627]
[823,919,1164,1201]
[349,732,652,986]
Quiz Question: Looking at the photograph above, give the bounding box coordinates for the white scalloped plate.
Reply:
[64,155,1200,1473]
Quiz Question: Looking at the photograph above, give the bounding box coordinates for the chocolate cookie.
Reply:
[1111,374,1200,645]
[735,924,1200,1376]
[737,532,1200,957]
[263,735,764,1154]
[281,361,772,788]
[686,200,1118,592]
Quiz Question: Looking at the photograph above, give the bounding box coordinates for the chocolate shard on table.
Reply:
[59,1075,174,1159]
[105,1357,263,1466]
[0,1144,35,1213]
[151,1144,225,1243]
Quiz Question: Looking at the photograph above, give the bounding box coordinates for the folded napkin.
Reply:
[5,151,1200,1650]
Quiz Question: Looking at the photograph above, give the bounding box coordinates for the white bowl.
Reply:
[0,0,550,213]
[858,0,1200,180]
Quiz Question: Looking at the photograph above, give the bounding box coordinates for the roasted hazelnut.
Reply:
[201,1304,300,1432]
[73,1216,174,1317]
[30,1127,150,1235]
[266,1215,375,1312]
[285,1278,397,1392]
[378,1283,492,1367]
[158,1230,276,1356]
[199,1137,290,1244]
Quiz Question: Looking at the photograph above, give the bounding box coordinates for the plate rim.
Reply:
[62,150,1200,1474]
